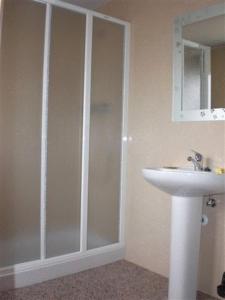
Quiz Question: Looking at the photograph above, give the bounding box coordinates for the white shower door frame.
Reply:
[0,0,130,290]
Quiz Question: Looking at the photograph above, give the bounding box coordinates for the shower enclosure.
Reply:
[0,0,129,290]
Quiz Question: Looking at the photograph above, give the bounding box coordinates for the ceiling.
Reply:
[63,0,111,10]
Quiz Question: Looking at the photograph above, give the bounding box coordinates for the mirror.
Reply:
[173,3,225,121]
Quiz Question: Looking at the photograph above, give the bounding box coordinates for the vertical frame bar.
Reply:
[203,47,211,109]
[0,0,4,50]
[80,12,93,252]
[40,3,52,260]
[172,16,183,121]
[119,23,130,245]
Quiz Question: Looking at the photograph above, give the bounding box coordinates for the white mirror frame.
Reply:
[172,2,225,122]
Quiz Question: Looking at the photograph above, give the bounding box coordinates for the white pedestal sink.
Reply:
[142,168,225,300]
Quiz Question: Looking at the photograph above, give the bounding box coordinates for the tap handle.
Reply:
[190,149,203,162]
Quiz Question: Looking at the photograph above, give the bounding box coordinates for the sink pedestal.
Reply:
[142,167,225,299]
[169,196,203,300]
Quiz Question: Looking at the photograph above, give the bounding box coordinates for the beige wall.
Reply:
[101,0,225,297]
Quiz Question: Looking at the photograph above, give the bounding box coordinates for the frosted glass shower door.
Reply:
[87,18,124,249]
[46,7,85,257]
[0,0,45,267]
[0,0,128,273]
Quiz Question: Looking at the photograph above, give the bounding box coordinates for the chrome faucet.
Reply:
[187,150,203,171]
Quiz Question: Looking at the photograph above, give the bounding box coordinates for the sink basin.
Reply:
[142,167,225,197]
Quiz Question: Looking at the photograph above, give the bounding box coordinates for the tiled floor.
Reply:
[0,260,218,300]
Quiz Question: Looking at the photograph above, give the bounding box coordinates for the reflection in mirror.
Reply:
[183,45,205,110]
[182,15,225,111]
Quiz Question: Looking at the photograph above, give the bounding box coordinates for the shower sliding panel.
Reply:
[46,6,85,258]
[87,18,124,250]
[0,0,45,267]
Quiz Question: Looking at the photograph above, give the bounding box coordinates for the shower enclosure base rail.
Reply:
[0,243,125,292]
